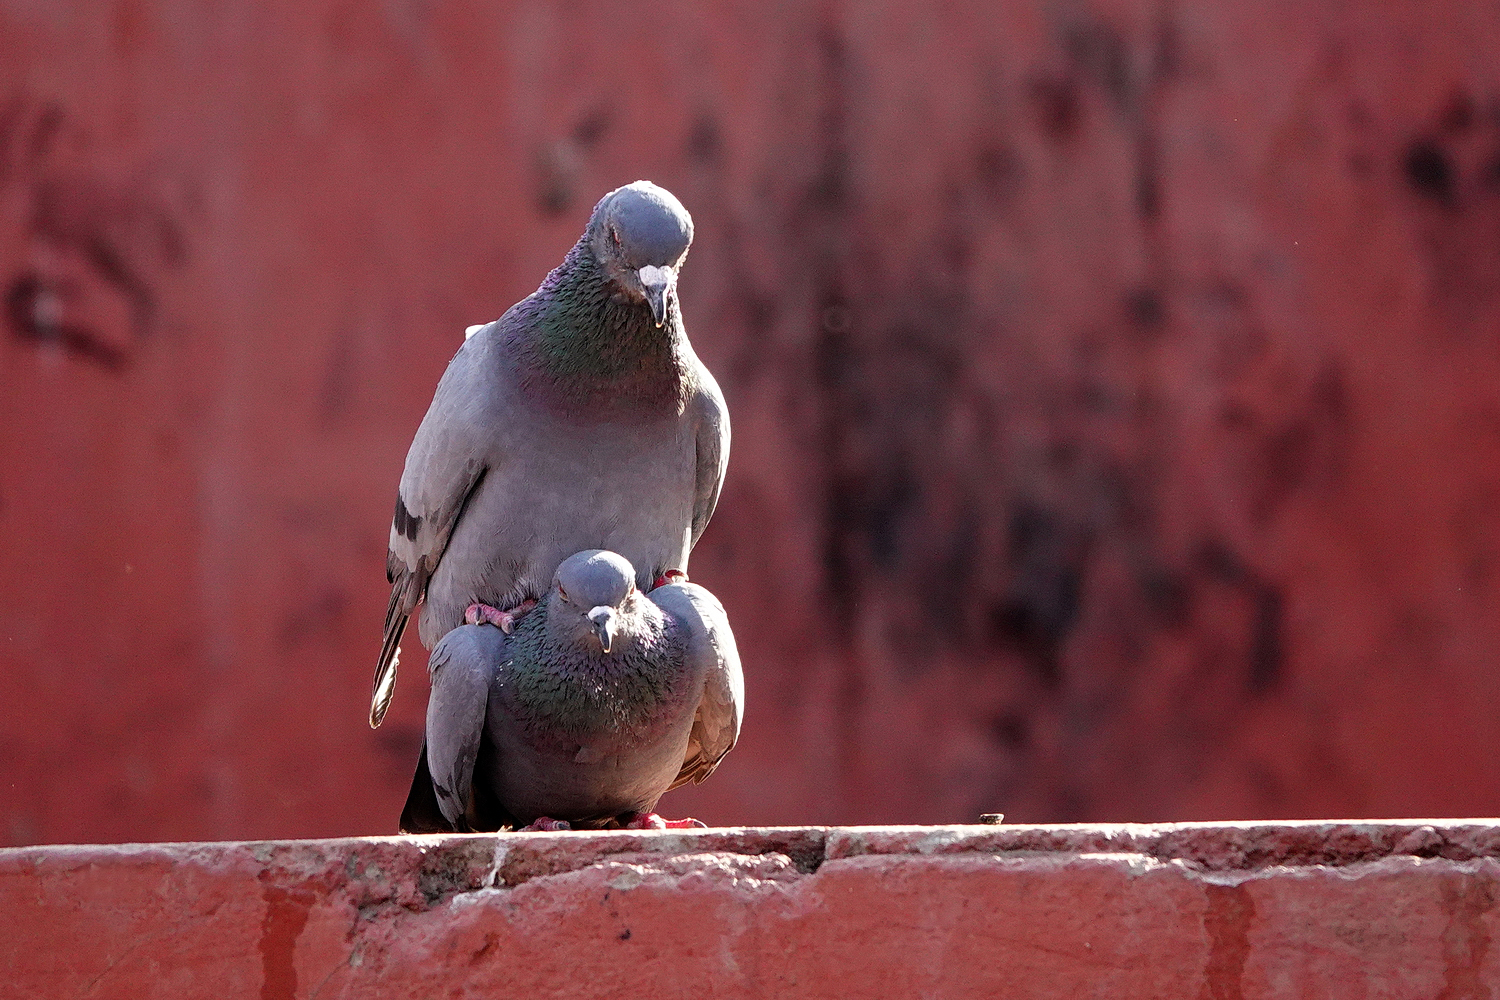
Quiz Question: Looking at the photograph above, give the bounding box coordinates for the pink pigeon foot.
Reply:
[622,812,708,830]
[465,598,538,633]
[518,816,572,832]
[650,569,688,591]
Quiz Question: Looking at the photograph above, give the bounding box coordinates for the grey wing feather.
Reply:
[424,624,507,831]
[371,344,492,728]
[689,372,730,550]
[650,582,743,789]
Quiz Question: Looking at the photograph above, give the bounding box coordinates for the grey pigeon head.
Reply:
[587,181,694,327]
[551,549,638,654]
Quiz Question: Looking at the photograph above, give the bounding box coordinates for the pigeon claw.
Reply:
[465,599,538,634]
[650,569,688,591]
[518,817,572,832]
[622,812,707,830]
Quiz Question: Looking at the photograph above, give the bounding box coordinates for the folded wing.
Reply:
[371,345,491,728]
[649,582,744,789]
[416,624,508,831]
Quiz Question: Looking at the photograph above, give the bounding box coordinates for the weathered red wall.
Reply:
[5,823,1500,998]
[3,0,1500,845]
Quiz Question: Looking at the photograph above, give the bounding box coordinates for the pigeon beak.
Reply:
[637,265,675,328]
[587,606,617,654]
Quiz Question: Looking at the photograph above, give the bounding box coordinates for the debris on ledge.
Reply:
[3,821,1498,998]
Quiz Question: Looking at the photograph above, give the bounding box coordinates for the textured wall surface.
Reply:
[5,822,1500,998]
[3,0,1500,845]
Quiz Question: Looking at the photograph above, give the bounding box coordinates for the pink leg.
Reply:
[465,598,538,634]
[651,569,688,591]
[517,816,572,832]
[622,812,707,830]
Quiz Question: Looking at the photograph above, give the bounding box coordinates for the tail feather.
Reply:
[370,583,412,729]
[398,740,454,834]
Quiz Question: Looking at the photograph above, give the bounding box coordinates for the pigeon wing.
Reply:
[650,582,744,789]
[688,371,730,550]
[419,624,507,831]
[371,345,491,728]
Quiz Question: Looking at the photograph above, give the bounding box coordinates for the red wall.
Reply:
[4,1,1500,845]
[8,824,1498,998]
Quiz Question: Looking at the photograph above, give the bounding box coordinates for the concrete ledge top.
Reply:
[8,821,1500,998]
[8,819,1500,888]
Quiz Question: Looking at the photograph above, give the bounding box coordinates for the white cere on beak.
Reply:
[636,265,675,327]
[639,265,673,285]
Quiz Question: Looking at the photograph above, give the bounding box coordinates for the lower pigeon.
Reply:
[399,549,742,832]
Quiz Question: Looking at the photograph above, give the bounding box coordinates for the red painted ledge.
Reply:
[3,821,1498,998]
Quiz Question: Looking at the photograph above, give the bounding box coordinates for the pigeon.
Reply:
[398,549,743,832]
[371,180,729,729]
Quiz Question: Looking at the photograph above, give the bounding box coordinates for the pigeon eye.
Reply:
[608,225,620,246]
[558,586,568,601]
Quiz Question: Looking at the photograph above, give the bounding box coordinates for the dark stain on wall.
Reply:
[0,93,189,371]
[990,504,1085,687]
[1196,540,1284,693]
[1406,140,1457,207]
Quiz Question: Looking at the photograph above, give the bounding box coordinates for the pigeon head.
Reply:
[550,549,638,654]
[586,181,694,328]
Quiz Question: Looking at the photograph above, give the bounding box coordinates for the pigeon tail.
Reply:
[370,594,408,728]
